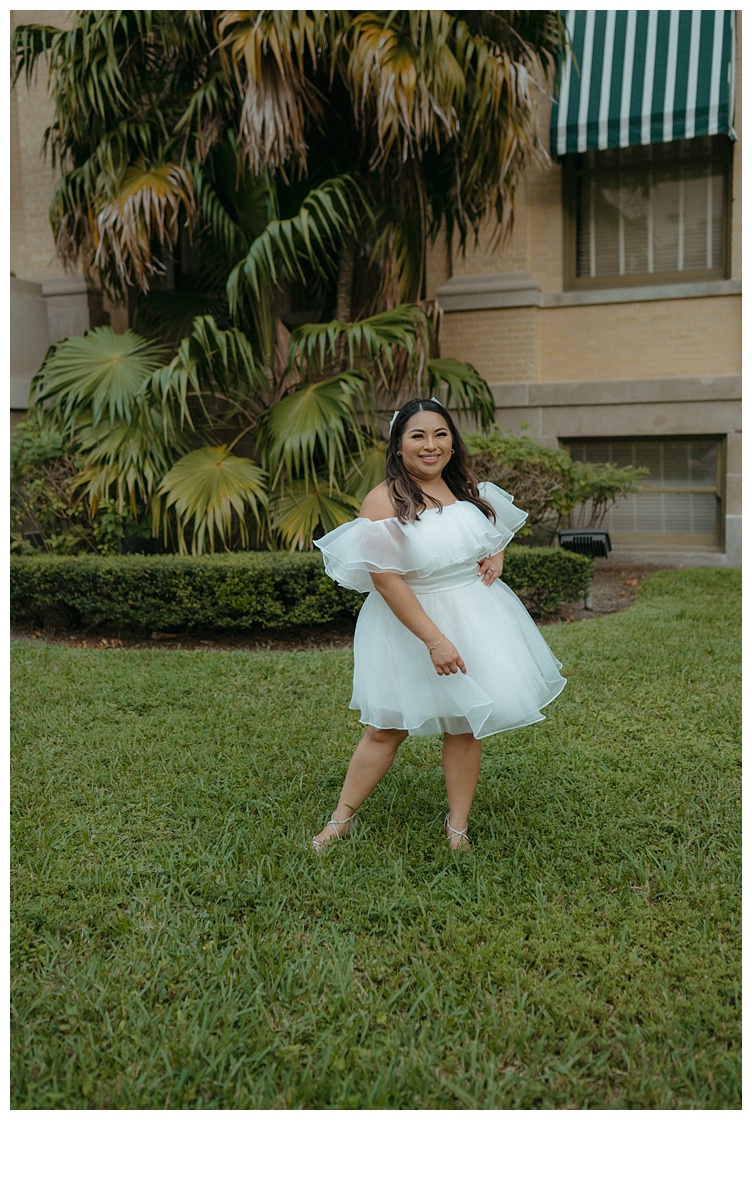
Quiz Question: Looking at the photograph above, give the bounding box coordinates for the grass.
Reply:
[10,568,741,1109]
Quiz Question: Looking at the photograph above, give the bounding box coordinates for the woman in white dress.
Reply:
[312,398,565,851]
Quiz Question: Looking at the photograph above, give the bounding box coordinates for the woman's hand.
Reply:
[477,550,504,587]
[428,636,467,676]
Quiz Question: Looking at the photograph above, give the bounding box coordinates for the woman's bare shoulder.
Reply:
[359,482,397,522]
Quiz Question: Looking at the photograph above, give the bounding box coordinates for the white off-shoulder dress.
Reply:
[313,481,566,739]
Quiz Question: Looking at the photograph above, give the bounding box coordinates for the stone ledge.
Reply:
[10,275,43,298]
[437,271,541,311]
[437,272,741,312]
[599,549,734,568]
[41,275,96,298]
[490,376,742,409]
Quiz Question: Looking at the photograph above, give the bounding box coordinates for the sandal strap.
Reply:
[312,812,357,853]
[327,812,356,839]
[444,815,470,841]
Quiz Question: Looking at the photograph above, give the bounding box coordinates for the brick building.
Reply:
[10,10,742,563]
[428,10,741,564]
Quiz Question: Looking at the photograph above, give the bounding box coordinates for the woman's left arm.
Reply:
[477,549,505,587]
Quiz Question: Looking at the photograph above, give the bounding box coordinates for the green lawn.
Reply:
[11,569,741,1109]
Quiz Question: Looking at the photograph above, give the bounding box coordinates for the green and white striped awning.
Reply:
[551,10,737,157]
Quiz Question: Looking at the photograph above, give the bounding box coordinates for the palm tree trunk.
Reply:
[335,244,356,371]
[335,244,355,325]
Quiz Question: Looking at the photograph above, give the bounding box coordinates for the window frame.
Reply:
[563,434,726,551]
[562,136,733,292]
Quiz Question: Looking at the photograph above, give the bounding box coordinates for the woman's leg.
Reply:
[313,725,408,846]
[442,732,482,848]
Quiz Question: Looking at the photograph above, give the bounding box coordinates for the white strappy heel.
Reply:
[444,814,470,848]
[312,812,357,855]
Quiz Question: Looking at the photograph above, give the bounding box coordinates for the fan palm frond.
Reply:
[211,137,278,243]
[74,405,187,521]
[30,327,168,436]
[261,371,373,487]
[288,304,431,385]
[10,22,64,88]
[453,10,566,73]
[342,10,466,166]
[344,443,388,502]
[47,120,170,278]
[13,12,158,158]
[191,158,245,268]
[158,445,268,555]
[174,70,233,159]
[271,477,360,550]
[215,10,338,176]
[157,446,268,556]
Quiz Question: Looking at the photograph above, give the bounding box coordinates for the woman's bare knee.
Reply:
[365,726,408,747]
[443,731,480,746]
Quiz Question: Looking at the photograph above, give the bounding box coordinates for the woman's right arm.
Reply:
[369,572,467,676]
[358,487,466,677]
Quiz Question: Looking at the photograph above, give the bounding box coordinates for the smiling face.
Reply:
[398,410,454,483]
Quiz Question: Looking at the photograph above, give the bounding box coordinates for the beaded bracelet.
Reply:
[427,635,445,654]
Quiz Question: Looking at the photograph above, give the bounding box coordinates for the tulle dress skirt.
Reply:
[314,482,566,739]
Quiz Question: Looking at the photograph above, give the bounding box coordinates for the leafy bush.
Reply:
[11,546,590,632]
[467,431,647,542]
[10,419,134,556]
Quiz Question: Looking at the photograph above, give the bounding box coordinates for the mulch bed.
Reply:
[11,565,667,653]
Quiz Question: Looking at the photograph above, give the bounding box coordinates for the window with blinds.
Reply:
[566,137,731,288]
[566,437,723,548]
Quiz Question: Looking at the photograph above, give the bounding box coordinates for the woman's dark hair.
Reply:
[385,398,496,524]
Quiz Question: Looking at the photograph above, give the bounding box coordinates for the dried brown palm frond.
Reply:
[94,162,195,292]
[215,10,335,177]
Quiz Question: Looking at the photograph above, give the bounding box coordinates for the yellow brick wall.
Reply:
[525,84,566,293]
[540,296,741,383]
[441,294,740,385]
[425,232,451,300]
[457,179,532,276]
[10,10,75,282]
[439,308,539,382]
[424,187,532,297]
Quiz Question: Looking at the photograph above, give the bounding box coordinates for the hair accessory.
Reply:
[388,409,400,435]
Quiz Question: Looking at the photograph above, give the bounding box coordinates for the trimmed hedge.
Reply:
[10,546,591,632]
[505,545,592,615]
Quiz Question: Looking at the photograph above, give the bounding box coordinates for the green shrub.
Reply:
[467,430,647,543]
[10,418,133,556]
[11,546,590,632]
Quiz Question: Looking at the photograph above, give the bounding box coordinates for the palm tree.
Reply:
[12,10,564,552]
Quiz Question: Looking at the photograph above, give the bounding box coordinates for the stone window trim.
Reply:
[435,271,740,313]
